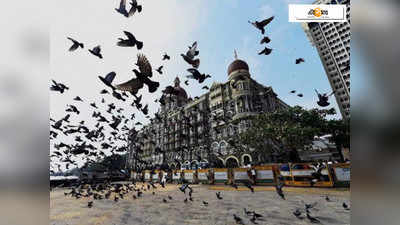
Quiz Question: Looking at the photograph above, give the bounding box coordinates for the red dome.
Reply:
[227,59,249,75]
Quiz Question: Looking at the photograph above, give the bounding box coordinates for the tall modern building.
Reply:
[302,0,351,119]
[127,55,289,170]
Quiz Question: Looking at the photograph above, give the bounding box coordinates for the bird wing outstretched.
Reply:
[105,72,116,84]
[51,79,59,86]
[115,78,144,94]
[136,54,153,77]
[67,37,80,51]
[119,0,126,10]
[186,41,198,58]
[259,16,274,27]
[128,0,138,16]
[123,31,135,41]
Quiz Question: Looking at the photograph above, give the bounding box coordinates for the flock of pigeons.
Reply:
[248,16,334,106]
[50,0,220,175]
[59,176,349,224]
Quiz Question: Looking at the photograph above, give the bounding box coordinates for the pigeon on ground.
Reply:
[233,214,244,225]
[276,183,285,200]
[293,209,302,219]
[307,213,321,223]
[216,192,223,200]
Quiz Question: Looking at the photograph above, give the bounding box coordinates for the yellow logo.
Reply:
[308,7,328,17]
[314,7,322,17]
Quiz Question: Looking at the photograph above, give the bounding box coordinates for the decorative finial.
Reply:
[234,49,238,60]
[174,76,180,87]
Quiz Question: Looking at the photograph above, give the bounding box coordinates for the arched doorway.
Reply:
[225,156,239,168]
[241,154,252,166]
[199,160,209,169]
[190,161,199,170]
[213,157,225,168]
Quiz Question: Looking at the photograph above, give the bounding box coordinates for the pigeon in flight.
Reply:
[67,37,84,51]
[186,68,211,83]
[100,89,109,94]
[98,72,116,90]
[258,47,272,55]
[89,45,103,59]
[90,102,98,109]
[162,53,170,60]
[290,90,296,94]
[115,0,129,17]
[202,85,209,90]
[50,80,69,93]
[260,36,271,44]
[249,16,274,34]
[116,54,159,94]
[181,41,200,68]
[117,31,143,50]
[112,91,126,101]
[73,96,83,101]
[297,93,303,97]
[66,105,80,115]
[128,0,142,17]
[315,89,334,107]
[296,58,305,64]
[156,66,163,74]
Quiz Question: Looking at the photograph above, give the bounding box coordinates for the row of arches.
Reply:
[168,154,253,169]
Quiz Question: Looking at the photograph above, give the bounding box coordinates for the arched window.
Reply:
[220,141,227,155]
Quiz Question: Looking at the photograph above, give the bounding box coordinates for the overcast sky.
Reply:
[50,0,345,171]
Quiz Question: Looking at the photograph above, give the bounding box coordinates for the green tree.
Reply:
[238,106,344,163]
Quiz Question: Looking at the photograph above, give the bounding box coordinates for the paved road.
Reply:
[50,184,350,225]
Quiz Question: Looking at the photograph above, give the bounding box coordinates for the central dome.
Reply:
[227,59,249,76]
[173,77,188,99]
[174,86,188,99]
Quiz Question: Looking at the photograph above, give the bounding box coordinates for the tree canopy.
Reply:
[238,106,348,163]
